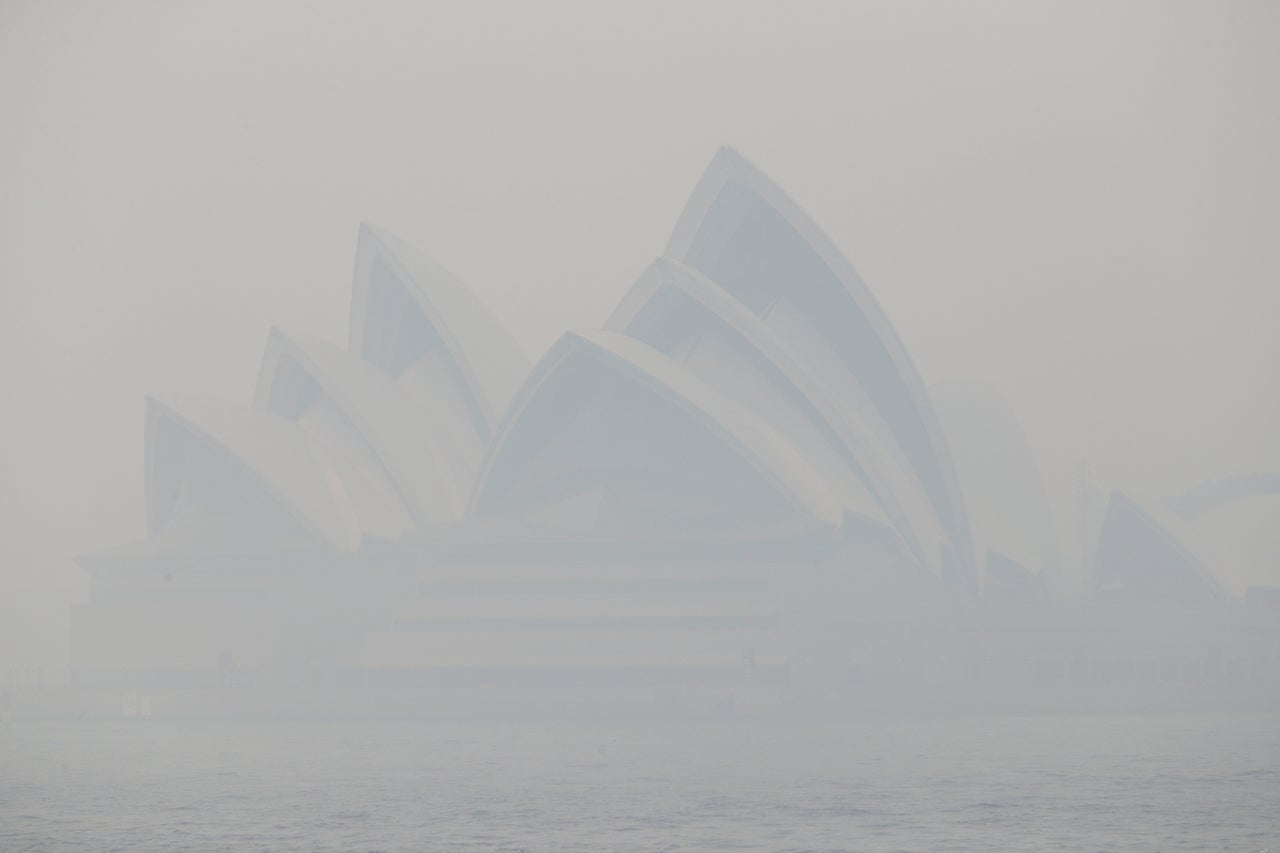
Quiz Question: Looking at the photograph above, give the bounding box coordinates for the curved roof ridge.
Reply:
[349,222,528,430]
[468,329,846,527]
[253,326,463,523]
[606,256,944,573]
[665,146,975,582]
[144,395,361,551]
[667,148,896,337]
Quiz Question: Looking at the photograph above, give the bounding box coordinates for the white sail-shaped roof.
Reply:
[606,257,941,569]
[1094,483,1280,602]
[144,396,361,552]
[1092,492,1225,604]
[347,223,529,510]
[667,147,975,583]
[349,222,528,432]
[254,328,459,527]
[468,330,843,537]
[932,380,1061,592]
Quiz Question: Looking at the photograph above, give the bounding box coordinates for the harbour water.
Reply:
[2,713,1278,851]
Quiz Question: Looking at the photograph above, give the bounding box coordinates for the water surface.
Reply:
[3,713,1277,851]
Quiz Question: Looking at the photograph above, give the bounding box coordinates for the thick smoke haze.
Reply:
[3,4,1279,664]
[3,4,1279,850]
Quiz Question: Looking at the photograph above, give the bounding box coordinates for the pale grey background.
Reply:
[2,0,1277,670]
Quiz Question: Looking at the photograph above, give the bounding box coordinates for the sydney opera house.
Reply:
[68,148,1279,717]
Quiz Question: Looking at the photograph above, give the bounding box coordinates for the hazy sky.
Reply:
[2,1,1277,660]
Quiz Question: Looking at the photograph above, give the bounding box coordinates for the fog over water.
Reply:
[2,2,1279,849]
[5,715,1280,852]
